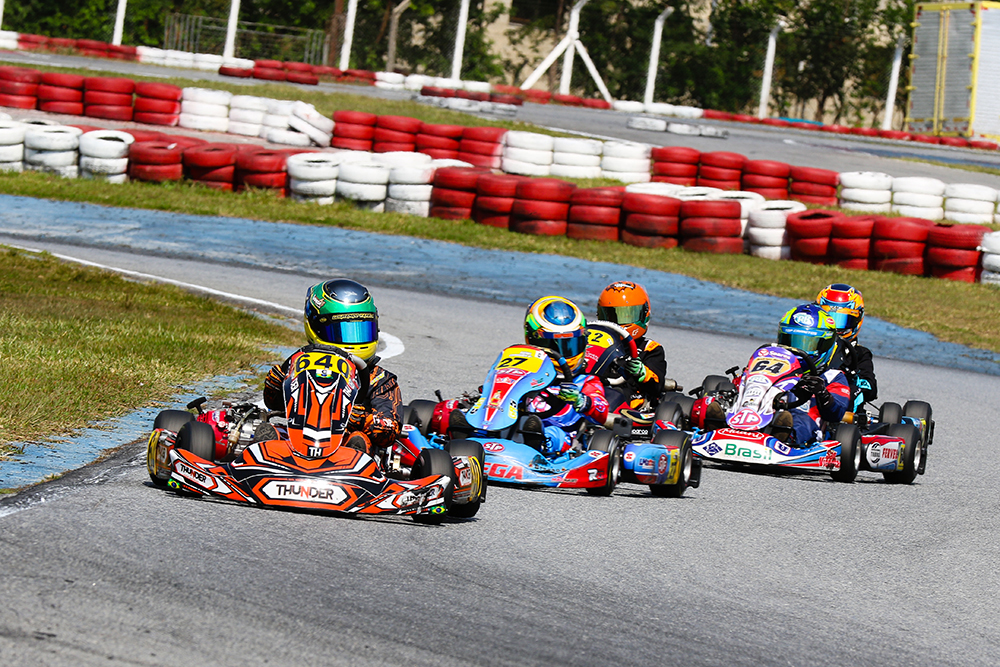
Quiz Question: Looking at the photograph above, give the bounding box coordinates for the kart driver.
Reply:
[522,295,610,456]
[595,280,667,410]
[816,283,878,419]
[772,303,851,445]
[262,279,402,457]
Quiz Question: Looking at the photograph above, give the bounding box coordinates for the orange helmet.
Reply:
[597,281,651,338]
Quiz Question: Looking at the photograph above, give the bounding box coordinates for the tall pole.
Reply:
[644,6,674,105]
[757,21,784,119]
[339,0,359,69]
[559,0,589,95]
[223,0,241,59]
[386,0,411,73]
[882,34,906,130]
[1,0,7,30]
[450,0,470,80]
[112,0,127,45]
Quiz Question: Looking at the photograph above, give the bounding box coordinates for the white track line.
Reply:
[6,244,405,359]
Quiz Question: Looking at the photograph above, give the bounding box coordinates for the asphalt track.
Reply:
[1,53,999,665]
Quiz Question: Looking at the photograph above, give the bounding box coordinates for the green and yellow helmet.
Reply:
[303,279,379,361]
[524,295,588,373]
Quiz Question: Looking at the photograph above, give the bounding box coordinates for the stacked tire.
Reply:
[551,137,603,180]
[284,62,319,86]
[37,72,85,116]
[180,88,231,133]
[979,231,1000,286]
[891,177,945,221]
[502,131,553,177]
[828,215,879,269]
[237,148,291,196]
[679,199,743,253]
[129,140,185,183]
[741,160,791,199]
[746,200,806,260]
[79,130,134,183]
[24,125,80,178]
[697,151,744,190]
[386,158,437,216]
[789,166,839,206]
[472,173,524,228]
[870,217,934,275]
[0,66,41,110]
[289,102,334,147]
[134,81,182,127]
[837,171,892,214]
[253,59,286,82]
[83,77,134,121]
[416,123,463,160]
[567,187,623,241]
[431,167,482,220]
[332,110,376,151]
[337,160,390,211]
[183,143,238,191]
[651,146,699,186]
[0,119,24,172]
[374,115,421,153]
[786,209,844,263]
[287,152,340,204]
[620,189,679,248]
[942,183,997,224]
[601,141,651,183]
[925,224,988,282]
[228,95,268,137]
[458,126,507,169]
[510,178,576,236]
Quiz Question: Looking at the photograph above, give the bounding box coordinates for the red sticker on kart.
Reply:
[483,441,505,453]
[729,408,763,428]
[624,451,635,462]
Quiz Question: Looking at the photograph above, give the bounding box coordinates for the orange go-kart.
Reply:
[147,345,485,523]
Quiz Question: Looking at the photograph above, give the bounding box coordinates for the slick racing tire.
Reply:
[176,420,216,462]
[700,374,735,395]
[878,402,902,425]
[653,401,685,429]
[882,423,922,485]
[585,430,621,497]
[904,400,934,460]
[150,410,195,486]
[405,399,438,436]
[660,392,695,421]
[410,448,455,524]
[444,439,487,518]
[649,429,694,498]
[830,423,861,483]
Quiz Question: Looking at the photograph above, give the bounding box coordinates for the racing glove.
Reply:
[625,359,649,382]
[558,383,591,413]
[793,374,825,399]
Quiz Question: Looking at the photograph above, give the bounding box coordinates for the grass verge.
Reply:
[1,169,998,356]
[0,246,301,456]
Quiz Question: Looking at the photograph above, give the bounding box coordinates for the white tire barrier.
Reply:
[25,148,77,168]
[840,187,892,204]
[339,162,390,185]
[673,186,723,200]
[82,171,128,184]
[388,165,435,184]
[181,100,229,118]
[943,183,997,201]
[0,120,25,146]
[292,101,335,134]
[79,130,134,160]
[627,117,667,132]
[891,191,944,208]
[386,198,431,216]
[747,226,788,246]
[601,170,651,183]
[262,114,291,129]
[601,155,650,173]
[182,87,233,106]
[504,131,554,151]
[267,99,296,116]
[944,198,995,214]
[287,153,342,181]
[890,204,944,220]
[602,141,651,159]
[625,182,684,196]
[26,163,78,178]
[748,200,806,229]
[980,231,1000,254]
[838,171,893,190]
[714,190,766,219]
[229,107,266,124]
[613,100,645,113]
[841,201,892,213]
[0,143,23,162]
[891,176,946,196]
[502,157,550,177]
[24,126,80,152]
[550,164,603,179]
[943,211,994,224]
[387,183,433,201]
[0,162,23,173]
[289,178,338,197]
[373,152,431,168]
[553,151,602,167]
[227,121,262,137]
[287,115,332,147]
[230,95,269,111]
[179,114,229,133]
[265,128,311,146]
[552,137,602,155]
[375,71,405,85]
[750,244,791,261]
[79,156,128,175]
[504,146,554,165]
[290,193,335,205]
[337,180,387,202]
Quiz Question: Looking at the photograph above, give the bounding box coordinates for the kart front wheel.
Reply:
[882,424,922,485]
[410,448,455,524]
[405,399,438,436]
[878,402,902,425]
[585,430,621,497]
[444,439,487,518]
[830,423,861,483]
[700,375,733,395]
[149,410,195,487]
[176,421,216,461]
[653,402,685,431]
[649,429,694,498]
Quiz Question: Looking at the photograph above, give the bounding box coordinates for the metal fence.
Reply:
[163,13,327,64]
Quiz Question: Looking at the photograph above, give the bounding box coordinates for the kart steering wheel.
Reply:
[523,354,579,420]
[772,345,821,411]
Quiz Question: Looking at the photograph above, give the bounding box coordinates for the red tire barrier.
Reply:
[130,141,184,165]
[0,80,37,96]
[743,159,791,177]
[785,209,844,238]
[475,196,516,214]
[237,149,290,173]
[679,200,742,219]
[134,82,182,101]
[624,213,679,236]
[835,258,870,271]
[511,199,570,220]
[926,246,980,269]
[376,115,423,133]
[0,67,42,83]
[744,187,790,199]
[515,178,575,202]
[871,239,926,259]
[790,237,830,263]
[333,122,376,140]
[623,192,681,216]
[681,237,745,254]
[254,59,283,69]
[373,127,417,143]
[568,205,620,226]
[84,76,135,94]
[0,94,38,109]
[287,72,319,86]
[186,165,236,182]
[650,146,699,163]
[219,67,253,78]
[430,206,473,220]
[457,153,501,169]
[621,229,679,249]
[84,90,133,106]
[828,237,871,260]
[37,85,84,102]
[874,257,925,275]
[128,162,184,182]
[283,61,313,72]
[651,175,697,187]
[420,123,465,138]
[418,149,459,160]
[790,181,837,197]
[789,165,839,186]
[699,151,745,170]
[134,97,181,114]
[125,129,167,142]
[183,143,239,168]
[477,173,525,197]
[680,217,742,238]
[741,173,789,188]
[241,172,287,189]
[85,105,133,121]
[872,217,935,242]
[435,167,487,191]
[831,216,880,238]
[462,126,508,142]
[373,142,416,153]
[567,223,619,241]
[653,162,698,177]
[416,134,460,150]
[509,218,568,235]
[698,165,742,181]
[40,72,84,88]
[331,137,373,151]
[38,101,84,115]
[926,224,990,250]
[928,266,978,282]
[471,210,510,228]
[571,187,624,207]
[431,187,477,208]
[253,67,286,81]
[458,138,504,156]
[133,112,179,126]
[696,178,742,191]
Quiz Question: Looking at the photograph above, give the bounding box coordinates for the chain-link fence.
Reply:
[163,13,327,63]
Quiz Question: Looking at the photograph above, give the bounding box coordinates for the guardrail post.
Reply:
[450,0,470,80]
[223,0,241,59]
[882,34,906,130]
[339,0,359,69]
[644,6,675,105]
[559,0,590,95]
[757,20,786,119]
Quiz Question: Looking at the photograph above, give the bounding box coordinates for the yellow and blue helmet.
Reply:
[816,283,865,343]
[778,303,838,369]
[524,296,588,373]
[303,279,379,361]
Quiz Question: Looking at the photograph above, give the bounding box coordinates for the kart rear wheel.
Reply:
[660,391,694,421]
[405,399,438,436]
[882,423,922,485]
[879,402,902,425]
[444,439,486,518]
[410,448,455,524]
[585,430,621,496]
[903,400,934,471]
[149,410,194,486]
[649,429,694,498]
[830,423,861,483]
[700,375,734,395]
[176,421,216,461]
[653,402,685,430]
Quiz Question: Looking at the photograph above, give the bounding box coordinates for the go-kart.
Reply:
[403,342,697,497]
[147,345,486,522]
[658,343,932,484]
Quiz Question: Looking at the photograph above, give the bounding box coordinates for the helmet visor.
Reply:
[597,304,646,326]
[537,332,587,361]
[309,317,378,345]
[778,330,833,356]
[822,307,858,331]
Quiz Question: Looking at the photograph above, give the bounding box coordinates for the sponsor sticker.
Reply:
[483,441,505,453]
[260,480,348,504]
[624,451,636,462]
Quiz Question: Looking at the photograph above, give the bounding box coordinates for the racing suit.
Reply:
[527,373,609,456]
[831,340,878,417]
[605,336,667,412]
[263,346,403,452]
[789,368,850,445]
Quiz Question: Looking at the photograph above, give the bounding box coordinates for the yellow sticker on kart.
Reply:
[587,328,614,349]
[294,352,355,379]
[495,346,544,373]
